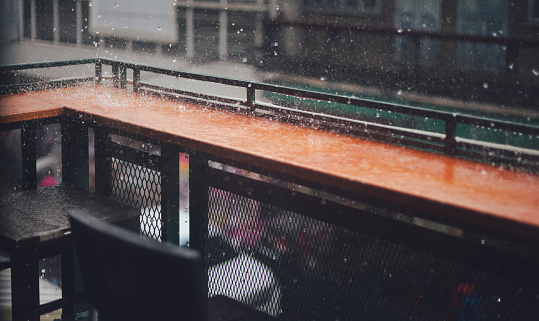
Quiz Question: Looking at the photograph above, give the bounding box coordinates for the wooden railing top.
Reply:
[1,85,538,242]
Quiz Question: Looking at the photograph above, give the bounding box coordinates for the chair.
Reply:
[68,210,273,321]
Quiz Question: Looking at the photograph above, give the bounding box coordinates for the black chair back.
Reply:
[69,210,209,321]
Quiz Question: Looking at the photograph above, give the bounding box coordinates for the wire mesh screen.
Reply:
[205,186,539,321]
[111,157,162,240]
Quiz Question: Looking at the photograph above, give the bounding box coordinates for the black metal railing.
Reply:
[2,59,539,320]
[1,58,538,172]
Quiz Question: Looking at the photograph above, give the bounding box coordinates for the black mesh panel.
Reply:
[111,157,161,240]
[205,187,539,321]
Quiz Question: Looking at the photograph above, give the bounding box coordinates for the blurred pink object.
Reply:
[40,176,58,187]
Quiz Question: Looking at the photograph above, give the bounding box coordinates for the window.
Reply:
[304,0,381,15]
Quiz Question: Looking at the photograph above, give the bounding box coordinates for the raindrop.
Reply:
[158,27,162,31]
[242,57,248,63]
[532,68,539,76]
[320,77,326,81]
[480,239,485,245]
[114,1,119,8]
[397,28,403,33]
[483,83,489,89]
[481,169,487,175]
[397,89,403,95]
[343,258,348,263]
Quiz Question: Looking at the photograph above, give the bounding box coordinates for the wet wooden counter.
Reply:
[1,85,538,241]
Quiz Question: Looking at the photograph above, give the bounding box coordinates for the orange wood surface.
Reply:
[1,85,538,240]
[0,92,64,123]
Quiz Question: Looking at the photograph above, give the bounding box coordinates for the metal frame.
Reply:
[1,58,537,172]
[2,58,539,320]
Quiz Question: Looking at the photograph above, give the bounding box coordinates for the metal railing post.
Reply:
[133,67,141,93]
[61,116,89,190]
[94,125,112,197]
[246,84,255,111]
[445,114,457,155]
[95,59,102,84]
[188,152,209,252]
[161,145,180,245]
[21,123,37,191]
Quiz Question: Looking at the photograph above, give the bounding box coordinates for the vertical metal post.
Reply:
[17,0,24,40]
[21,123,37,191]
[76,0,82,46]
[218,0,228,61]
[95,59,102,84]
[133,67,140,93]
[62,116,89,190]
[53,0,60,43]
[445,114,457,155]
[11,251,39,321]
[112,63,119,88]
[30,0,36,40]
[186,1,195,61]
[161,145,180,245]
[188,151,209,296]
[188,151,209,253]
[119,64,127,89]
[61,248,75,320]
[246,85,255,111]
[94,125,112,197]
[255,0,264,47]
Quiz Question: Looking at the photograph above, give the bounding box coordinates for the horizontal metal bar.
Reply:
[0,58,97,71]
[457,137,539,158]
[28,292,86,318]
[139,83,247,107]
[252,82,451,120]
[456,114,539,136]
[0,77,95,94]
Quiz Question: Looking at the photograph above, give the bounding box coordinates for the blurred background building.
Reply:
[1,0,539,113]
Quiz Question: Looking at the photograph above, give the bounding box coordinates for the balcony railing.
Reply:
[1,59,539,320]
